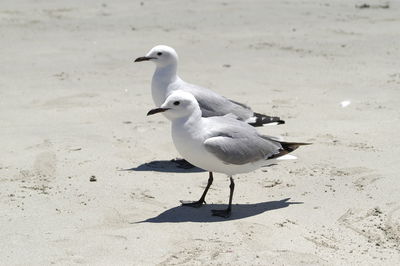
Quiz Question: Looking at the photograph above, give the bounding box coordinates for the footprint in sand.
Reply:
[17,140,57,195]
[338,206,400,250]
[33,151,57,179]
[39,93,98,109]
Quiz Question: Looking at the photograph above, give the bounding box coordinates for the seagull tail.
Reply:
[276,154,298,160]
[279,141,312,152]
[248,112,285,127]
[268,141,312,160]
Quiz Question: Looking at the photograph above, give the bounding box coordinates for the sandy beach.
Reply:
[1,0,400,264]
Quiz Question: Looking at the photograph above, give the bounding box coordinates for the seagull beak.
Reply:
[147,108,170,116]
[134,56,156,62]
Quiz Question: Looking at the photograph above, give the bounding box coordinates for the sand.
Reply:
[1,0,399,265]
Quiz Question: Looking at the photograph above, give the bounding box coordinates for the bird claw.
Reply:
[180,200,205,208]
[211,208,231,218]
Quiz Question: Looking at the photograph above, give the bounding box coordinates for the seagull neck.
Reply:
[174,108,202,128]
[154,64,178,83]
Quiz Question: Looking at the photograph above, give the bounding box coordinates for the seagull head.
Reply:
[147,90,200,120]
[134,45,178,67]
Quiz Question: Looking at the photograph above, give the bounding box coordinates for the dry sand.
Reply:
[1,0,400,265]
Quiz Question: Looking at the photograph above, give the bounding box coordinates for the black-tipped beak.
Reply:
[134,56,156,62]
[147,108,170,116]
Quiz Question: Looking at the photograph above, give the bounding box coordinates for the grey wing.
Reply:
[203,123,282,165]
[181,82,254,120]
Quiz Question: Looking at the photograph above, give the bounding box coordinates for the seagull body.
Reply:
[136,45,284,126]
[171,112,281,176]
[147,90,309,217]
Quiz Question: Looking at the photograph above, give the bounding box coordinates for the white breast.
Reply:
[171,120,208,167]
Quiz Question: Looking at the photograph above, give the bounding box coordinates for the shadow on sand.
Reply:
[120,159,205,173]
[134,198,302,223]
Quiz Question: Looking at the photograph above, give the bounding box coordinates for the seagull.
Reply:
[135,45,284,127]
[147,90,310,218]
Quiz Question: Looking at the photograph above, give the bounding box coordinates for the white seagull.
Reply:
[135,45,284,127]
[147,90,310,218]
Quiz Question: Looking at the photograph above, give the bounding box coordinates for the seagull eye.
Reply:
[157,52,163,56]
[173,101,180,106]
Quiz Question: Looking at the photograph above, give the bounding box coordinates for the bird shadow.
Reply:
[134,198,302,223]
[120,159,205,173]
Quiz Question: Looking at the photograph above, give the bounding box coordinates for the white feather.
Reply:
[276,154,297,160]
[340,100,351,108]
[263,122,280,126]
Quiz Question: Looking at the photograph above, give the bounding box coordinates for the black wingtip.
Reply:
[266,141,311,160]
[280,141,312,152]
[249,112,285,127]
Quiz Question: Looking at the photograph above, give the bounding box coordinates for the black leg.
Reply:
[212,176,235,218]
[181,172,214,208]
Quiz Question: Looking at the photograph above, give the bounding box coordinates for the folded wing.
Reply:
[203,122,283,165]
